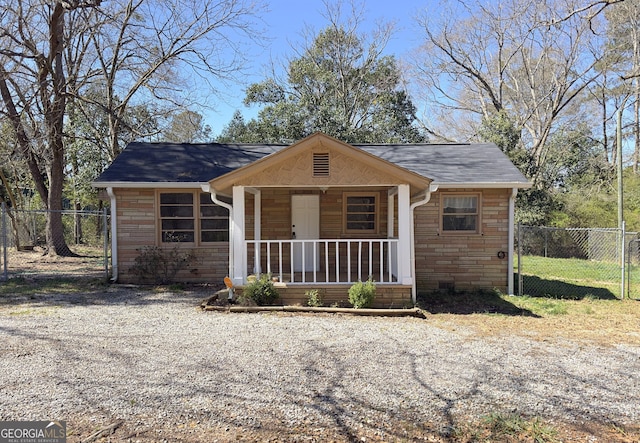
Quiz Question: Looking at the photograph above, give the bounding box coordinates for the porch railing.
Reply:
[245,239,399,284]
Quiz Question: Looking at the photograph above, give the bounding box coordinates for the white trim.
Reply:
[432,181,531,189]
[232,186,246,286]
[93,181,207,189]
[387,188,397,238]
[94,181,530,190]
[106,187,118,282]
[397,185,412,287]
[246,188,262,275]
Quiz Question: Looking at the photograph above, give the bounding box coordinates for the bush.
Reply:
[240,274,279,306]
[306,289,323,307]
[130,246,194,284]
[348,277,376,308]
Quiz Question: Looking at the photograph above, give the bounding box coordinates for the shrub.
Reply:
[306,289,323,307]
[130,246,194,284]
[240,274,279,306]
[348,277,376,308]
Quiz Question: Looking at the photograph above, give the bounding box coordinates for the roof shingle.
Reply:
[93,141,529,187]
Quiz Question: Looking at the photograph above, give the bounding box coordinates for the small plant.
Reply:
[482,412,559,443]
[130,246,194,284]
[240,273,279,306]
[306,289,323,307]
[348,277,376,308]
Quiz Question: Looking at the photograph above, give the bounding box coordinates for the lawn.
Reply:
[517,255,640,300]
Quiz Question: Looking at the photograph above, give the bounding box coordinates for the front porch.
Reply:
[226,184,416,291]
[204,133,436,302]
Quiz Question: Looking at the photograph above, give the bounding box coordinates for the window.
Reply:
[344,192,378,233]
[200,193,230,242]
[160,193,194,242]
[159,192,229,244]
[441,194,480,233]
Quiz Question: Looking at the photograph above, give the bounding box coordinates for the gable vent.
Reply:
[313,153,330,177]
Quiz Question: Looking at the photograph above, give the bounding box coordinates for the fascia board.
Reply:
[92,181,207,189]
[432,182,532,189]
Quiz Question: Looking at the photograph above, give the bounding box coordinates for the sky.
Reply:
[203,0,434,136]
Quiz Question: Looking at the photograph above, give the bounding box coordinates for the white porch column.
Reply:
[246,188,261,274]
[397,184,413,286]
[387,188,397,238]
[232,186,246,286]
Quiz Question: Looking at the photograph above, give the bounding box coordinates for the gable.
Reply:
[209,133,432,194]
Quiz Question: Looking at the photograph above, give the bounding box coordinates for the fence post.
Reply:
[103,207,109,280]
[1,202,7,281]
[620,221,626,299]
[517,223,522,296]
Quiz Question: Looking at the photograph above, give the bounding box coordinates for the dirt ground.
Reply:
[1,280,639,442]
[67,415,640,443]
[2,246,107,279]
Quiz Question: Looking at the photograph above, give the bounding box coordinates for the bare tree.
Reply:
[602,0,640,171]
[74,0,263,161]
[413,0,605,186]
[0,0,100,255]
[544,0,625,25]
[0,0,263,255]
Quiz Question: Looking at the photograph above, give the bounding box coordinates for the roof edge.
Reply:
[433,182,532,189]
[92,181,207,189]
[92,180,531,190]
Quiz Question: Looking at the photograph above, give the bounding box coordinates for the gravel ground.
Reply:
[1,286,639,442]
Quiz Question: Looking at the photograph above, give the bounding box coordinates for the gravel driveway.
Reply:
[1,286,639,442]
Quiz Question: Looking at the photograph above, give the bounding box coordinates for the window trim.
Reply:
[199,192,231,243]
[157,190,230,246]
[343,191,379,234]
[439,192,481,235]
[159,191,195,244]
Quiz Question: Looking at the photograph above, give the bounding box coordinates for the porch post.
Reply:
[387,188,397,237]
[246,188,261,274]
[397,184,413,286]
[232,186,246,286]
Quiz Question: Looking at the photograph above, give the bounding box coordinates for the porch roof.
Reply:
[92,133,530,189]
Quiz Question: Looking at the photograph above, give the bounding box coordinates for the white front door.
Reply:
[291,194,320,272]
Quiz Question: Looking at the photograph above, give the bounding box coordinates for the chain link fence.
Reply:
[516,225,639,299]
[0,203,110,281]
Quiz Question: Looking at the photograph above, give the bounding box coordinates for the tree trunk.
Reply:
[44,2,75,257]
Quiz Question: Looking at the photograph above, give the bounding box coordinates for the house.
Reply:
[93,132,530,307]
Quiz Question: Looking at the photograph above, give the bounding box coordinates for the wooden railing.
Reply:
[245,239,399,284]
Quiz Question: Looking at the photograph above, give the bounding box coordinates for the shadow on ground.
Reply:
[518,275,618,300]
[0,277,216,307]
[417,290,539,317]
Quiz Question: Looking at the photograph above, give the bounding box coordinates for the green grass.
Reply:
[0,277,107,297]
[518,255,640,300]
[453,412,560,443]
